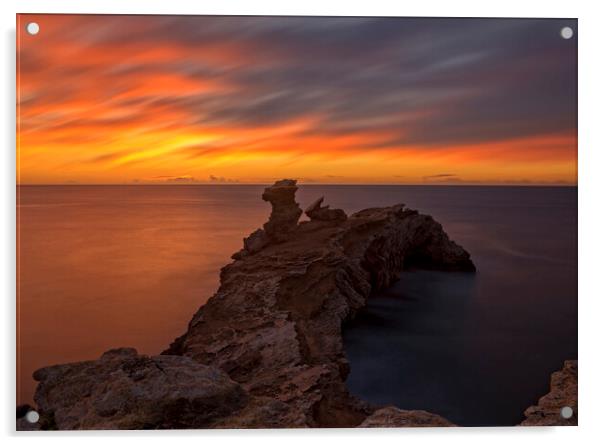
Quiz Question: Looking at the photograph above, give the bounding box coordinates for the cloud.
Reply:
[17,15,577,184]
[152,175,200,183]
[208,175,239,183]
[423,173,457,179]
[423,173,463,184]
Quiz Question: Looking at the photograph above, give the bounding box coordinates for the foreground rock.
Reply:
[30,180,476,429]
[16,405,41,431]
[521,360,578,426]
[360,407,456,427]
[32,348,246,429]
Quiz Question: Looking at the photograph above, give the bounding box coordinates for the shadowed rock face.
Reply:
[32,348,246,430]
[521,360,578,426]
[29,180,477,430]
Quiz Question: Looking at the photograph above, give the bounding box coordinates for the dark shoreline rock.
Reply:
[32,348,247,430]
[28,179,479,429]
[521,360,578,426]
[360,407,456,428]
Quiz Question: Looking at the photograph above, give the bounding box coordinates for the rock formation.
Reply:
[359,407,455,427]
[28,179,477,430]
[305,197,347,222]
[233,179,302,259]
[261,179,302,241]
[521,360,578,426]
[32,348,246,430]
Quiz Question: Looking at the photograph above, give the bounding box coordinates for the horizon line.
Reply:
[16,182,577,187]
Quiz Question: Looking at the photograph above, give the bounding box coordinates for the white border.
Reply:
[2,1,601,444]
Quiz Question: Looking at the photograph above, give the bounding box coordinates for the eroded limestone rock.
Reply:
[30,179,478,429]
[32,348,246,430]
[359,406,456,428]
[521,360,578,426]
[305,196,347,223]
[165,181,475,427]
[261,179,302,242]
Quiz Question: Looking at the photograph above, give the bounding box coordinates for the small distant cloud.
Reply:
[296,177,318,183]
[169,176,200,183]
[423,173,464,184]
[423,173,457,180]
[152,175,201,183]
[208,175,239,183]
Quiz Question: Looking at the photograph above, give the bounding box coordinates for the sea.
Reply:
[16,185,577,426]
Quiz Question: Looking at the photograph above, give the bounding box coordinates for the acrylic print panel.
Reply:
[16,14,577,430]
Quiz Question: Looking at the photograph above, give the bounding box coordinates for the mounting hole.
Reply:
[25,410,40,423]
[26,22,40,36]
[560,406,573,419]
[560,26,573,40]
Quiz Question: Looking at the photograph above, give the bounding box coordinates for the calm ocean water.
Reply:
[17,185,577,426]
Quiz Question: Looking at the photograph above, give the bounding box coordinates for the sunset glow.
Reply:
[17,15,577,185]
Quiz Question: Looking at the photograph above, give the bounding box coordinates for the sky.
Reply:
[17,15,577,185]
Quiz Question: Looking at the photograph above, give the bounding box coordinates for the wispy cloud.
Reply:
[17,15,577,184]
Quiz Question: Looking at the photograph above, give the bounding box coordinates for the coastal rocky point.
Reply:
[23,180,575,429]
[521,360,578,426]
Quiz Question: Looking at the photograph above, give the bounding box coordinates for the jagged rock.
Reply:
[164,181,475,428]
[359,407,456,427]
[32,348,247,430]
[233,180,302,258]
[521,360,578,426]
[243,229,269,254]
[305,197,347,222]
[261,179,302,242]
[31,180,476,429]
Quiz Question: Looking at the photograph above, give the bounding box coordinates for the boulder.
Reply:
[359,406,456,427]
[305,197,347,222]
[32,348,247,429]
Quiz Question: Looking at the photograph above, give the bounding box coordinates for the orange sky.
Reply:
[17,15,577,185]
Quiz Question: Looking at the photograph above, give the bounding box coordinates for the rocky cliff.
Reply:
[521,360,578,426]
[30,179,476,429]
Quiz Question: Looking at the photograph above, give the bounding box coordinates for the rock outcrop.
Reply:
[32,348,247,430]
[28,179,477,429]
[163,181,475,428]
[233,179,303,259]
[305,197,347,222]
[359,407,455,428]
[521,360,578,426]
[261,179,303,241]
